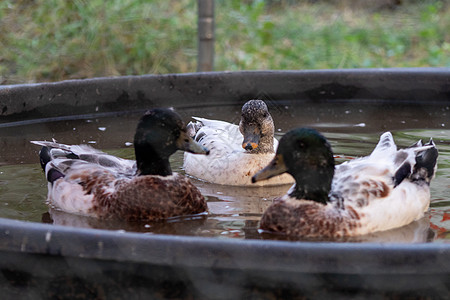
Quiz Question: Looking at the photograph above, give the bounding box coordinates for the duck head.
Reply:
[252,128,335,204]
[239,100,275,154]
[134,108,209,176]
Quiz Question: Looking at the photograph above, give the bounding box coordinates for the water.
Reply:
[0,101,448,242]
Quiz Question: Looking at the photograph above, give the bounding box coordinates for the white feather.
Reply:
[32,140,137,176]
[183,118,293,186]
[329,131,434,235]
[45,160,98,216]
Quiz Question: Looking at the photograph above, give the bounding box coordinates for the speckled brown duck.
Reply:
[183,99,293,186]
[252,128,438,238]
[32,108,209,221]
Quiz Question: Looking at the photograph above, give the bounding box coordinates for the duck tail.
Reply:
[393,138,438,187]
[371,132,397,159]
[412,138,438,184]
[31,141,81,172]
[38,146,52,172]
[35,145,66,184]
[37,146,65,183]
[186,118,204,138]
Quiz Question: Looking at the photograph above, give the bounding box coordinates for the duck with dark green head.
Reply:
[252,128,438,238]
[32,108,210,221]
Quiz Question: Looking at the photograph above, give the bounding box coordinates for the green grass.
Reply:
[1,0,449,84]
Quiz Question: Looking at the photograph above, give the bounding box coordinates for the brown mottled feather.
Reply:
[94,174,206,221]
[329,164,393,212]
[260,198,360,238]
[65,169,206,221]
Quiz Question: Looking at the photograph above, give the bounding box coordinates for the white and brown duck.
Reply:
[183,100,293,186]
[252,128,438,238]
[32,108,209,221]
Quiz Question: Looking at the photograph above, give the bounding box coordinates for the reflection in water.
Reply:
[0,102,449,242]
[44,209,209,236]
[193,178,291,216]
[353,216,436,243]
[43,206,435,243]
[260,216,435,243]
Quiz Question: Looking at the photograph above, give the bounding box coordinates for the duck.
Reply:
[183,100,294,186]
[31,108,210,221]
[252,128,438,238]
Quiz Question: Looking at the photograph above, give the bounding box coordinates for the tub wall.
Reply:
[1,69,449,119]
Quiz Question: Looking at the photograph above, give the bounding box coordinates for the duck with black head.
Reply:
[32,108,209,221]
[252,128,438,238]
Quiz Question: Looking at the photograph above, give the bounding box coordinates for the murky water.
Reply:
[0,101,448,242]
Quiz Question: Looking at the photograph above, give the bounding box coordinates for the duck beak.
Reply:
[242,126,260,151]
[252,153,288,183]
[177,131,210,155]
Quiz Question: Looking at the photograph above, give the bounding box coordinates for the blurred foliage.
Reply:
[215,0,450,70]
[0,0,449,84]
[0,0,197,83]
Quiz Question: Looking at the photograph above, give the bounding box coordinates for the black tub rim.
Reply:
[1,67,450,120]
[0,217,449,275]
[0,68,449,281]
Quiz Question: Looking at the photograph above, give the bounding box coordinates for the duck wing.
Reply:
[41,157,118,216]
[330,132,396,204]
[188,117,242,149]
[184,118,245,184]
[331,132,437,207]
[187,116,280,153]
[31,140,136,176]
